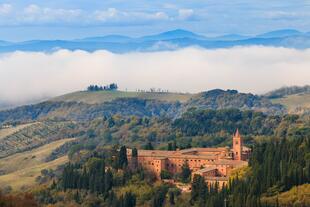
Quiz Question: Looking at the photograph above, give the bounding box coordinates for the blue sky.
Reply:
[0,0,310,41]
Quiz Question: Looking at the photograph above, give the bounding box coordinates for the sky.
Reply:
[0,0,310,41]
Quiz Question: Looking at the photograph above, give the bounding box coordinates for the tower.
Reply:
[233,129,242,161]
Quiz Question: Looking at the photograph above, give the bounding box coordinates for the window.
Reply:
[235,141,239,145]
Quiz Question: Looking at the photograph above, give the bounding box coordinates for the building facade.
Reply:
[127,130,251,187]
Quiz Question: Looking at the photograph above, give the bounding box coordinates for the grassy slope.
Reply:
[51,91,193,104]
[0,138,75,191]
[261,184,310,206]
[0,123,35,140]
[271,93,310,113]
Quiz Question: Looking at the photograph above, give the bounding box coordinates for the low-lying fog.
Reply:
[0,46,310,106]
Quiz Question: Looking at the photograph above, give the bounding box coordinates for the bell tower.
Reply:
[233,129,242,161]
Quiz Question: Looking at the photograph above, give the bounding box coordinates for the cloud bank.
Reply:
[0,46,310,105]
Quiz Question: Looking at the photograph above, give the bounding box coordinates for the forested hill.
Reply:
[0,89,285,125]
[182,89,284,115]
[265,85,310,114]
[264,85,310,99]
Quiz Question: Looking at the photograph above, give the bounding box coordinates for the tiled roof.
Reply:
[128,149,220,160]
[194,166,217,173]
[213,159,248,167]
[204,176,229,181]
[179,147,228,154]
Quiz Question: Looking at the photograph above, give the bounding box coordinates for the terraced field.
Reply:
[0,138,75,190]
[0,123,35,140]
[0,121,78,158]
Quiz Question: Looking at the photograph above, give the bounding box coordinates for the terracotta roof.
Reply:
[234,129,240,137]
[194,166,217,174]
[128,149,220,160]
[212,160,247,167]
[204,176,229,181]
[179,147,228,154]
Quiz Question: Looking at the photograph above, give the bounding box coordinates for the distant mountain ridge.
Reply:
[257,29,302,38]
[0,29,309,53]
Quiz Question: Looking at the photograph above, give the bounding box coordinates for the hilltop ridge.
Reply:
[0,89,285,125]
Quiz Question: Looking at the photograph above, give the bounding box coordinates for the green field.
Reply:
[271,93,310,113]
[51,90,194,104]
[0,138,75,191]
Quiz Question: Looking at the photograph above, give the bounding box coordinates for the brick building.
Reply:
[127,130,251,187]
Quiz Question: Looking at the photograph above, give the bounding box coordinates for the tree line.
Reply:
[87,83,118,92]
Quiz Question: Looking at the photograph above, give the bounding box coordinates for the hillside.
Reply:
[0,90,285,125]
[183,89,285,115]
[264,85,310,99]
[266,85,310,114]
[261,184,310,206]
[0,138,75,190]
[271,93,310,114]
[51,90,193,104]
[0,123,35,140]
[0,121,78,158]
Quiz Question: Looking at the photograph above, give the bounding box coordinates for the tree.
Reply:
[168,142,173,151]
[169,190,175,205]
[143,142,154,150]
[160,170,172,179]
[151,186,168,207]
[131,148,138,169]
[118,146,128,169]
[109,83,118,91]
[103,131,112,142]
[180,161,191,183]
[122,192,136,207]
[191,174,207,204]
[105,169,113,193]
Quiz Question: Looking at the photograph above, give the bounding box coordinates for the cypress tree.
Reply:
[105,169,113,193]
[118,146,128,169]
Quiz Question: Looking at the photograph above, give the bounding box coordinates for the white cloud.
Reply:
[0,4,171,26]
[94,8,169,23]
[0,46,310,105]
[0,4,12,15]
[21,4,82,24]
[178,9,194,20]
